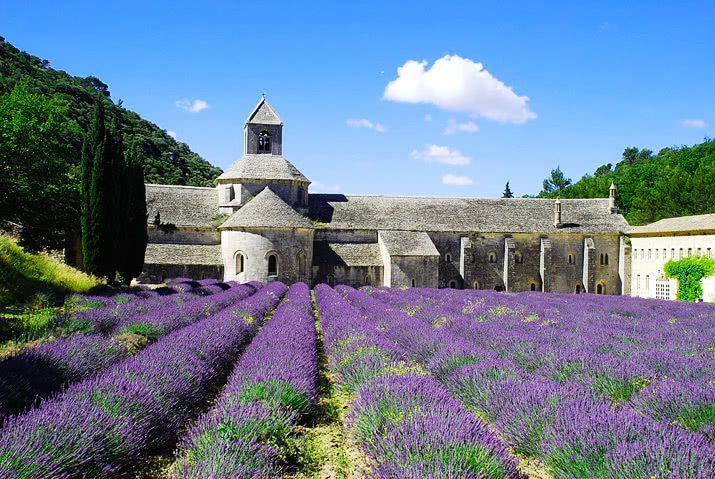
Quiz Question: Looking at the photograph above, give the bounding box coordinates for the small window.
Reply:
[258,130,271,153]
[600,253,604,265]
[633,250,638,260]
[597,284,604,294]
[530,283,536,291]
[708,248,712,258]
[448,280,457,289]
[488,252,497,264]
[671,248,675,259]
[224,185,233,203]
[679,248,683,259]
[473,281,481,289]
[637,274,641,289]
[645,275,650,290]
[568,254,575,265]
[687,248,692,257]
[297,251,306,275]
[654,249,659,260]
[697,248,702,257]
[411,278,416,288]
[235,252,245,274]
[514,252,523,264]
[575,284,582,294]
[327,274,335,287]
[267,254,278,276]
[364,276,371,286]
[663,248,666,260]
[445,253,452,263]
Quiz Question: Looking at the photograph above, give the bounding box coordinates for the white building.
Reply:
[628,213,715,301]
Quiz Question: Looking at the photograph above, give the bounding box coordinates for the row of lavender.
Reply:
[0,281,287,478]
[315,284,522,478]
[359,286,715,478]
[172,282,318,478]
[0,281,260,422]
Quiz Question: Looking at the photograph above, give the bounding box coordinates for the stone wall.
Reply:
[217,180,308,214]
[311,264,383,288]
[221,227,314,284]
[148,226,219,245]
[140,264,223,283]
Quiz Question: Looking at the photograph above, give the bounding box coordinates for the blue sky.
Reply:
[2,1,714,197]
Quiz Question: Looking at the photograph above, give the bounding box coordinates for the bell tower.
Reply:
[244,95,283,156]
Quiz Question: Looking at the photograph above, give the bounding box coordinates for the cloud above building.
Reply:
[411,145,470,165]
[384,55,536,124]
[682,119,706,128]
[442,173,473,186]
[443,118,480,135]
[347,118,385,132]
[176,98,209,113]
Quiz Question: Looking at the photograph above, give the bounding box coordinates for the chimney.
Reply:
[609,182,618,213]
[554,198,562,228]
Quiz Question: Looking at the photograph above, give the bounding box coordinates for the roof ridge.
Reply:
[145,183,215,191]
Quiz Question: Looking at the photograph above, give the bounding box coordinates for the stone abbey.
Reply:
[142,96,632,293]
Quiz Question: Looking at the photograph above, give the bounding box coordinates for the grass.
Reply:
[0,234,100,308]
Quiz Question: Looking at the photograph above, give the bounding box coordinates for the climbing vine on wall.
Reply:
[664,257,715,302]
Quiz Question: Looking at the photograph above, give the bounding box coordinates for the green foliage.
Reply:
[238,379,311,413]
[542,166,572,194]
[539,142,715,225]
[0,80,81,250]
[502,181,514,198]
[117,322,163,341]
[0,37,222,188]
[664,256,715,302]
[0,234,99,307]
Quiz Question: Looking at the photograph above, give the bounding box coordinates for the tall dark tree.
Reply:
[502,181,514,198]
[81,101,107,276]
[542,166,572,194]
[120,143,148,283]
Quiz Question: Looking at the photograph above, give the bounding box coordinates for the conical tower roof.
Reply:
[220,187,313,229]
[217,155,309,183]
[246,96,282,125]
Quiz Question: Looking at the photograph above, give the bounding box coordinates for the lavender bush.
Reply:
[0,281,287,478]
[172,282,317,478]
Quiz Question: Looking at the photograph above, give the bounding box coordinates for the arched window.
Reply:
[448,280,457,289]
[473,281,481,289]
[530,283,536,291]
[568,254,575,265]
[488,251,497,264]
[235,252,245,274]
[267,253,278,276]
[645,275,650,290]
[445,253,452,263]
[600,253,604,265]
[411,278,417,288]
[365,276,371,286]
[604,253,609,265]
[575,284,581,294]
[515,252,523,264]
[258,130,271,153]
[297,251,306,275]
[597,283,605,294]
[327,274,335,287]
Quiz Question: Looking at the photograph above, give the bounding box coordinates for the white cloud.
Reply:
[309,181,340,193]
[682,119,706,128]
[384,55,537,124]
[347,118,385,132]
[442,173,473,186]
[167,130,177,139]
[443,118,480,135]
[176,98,209,113]
[411,145,470,166]
[424,114,432,122]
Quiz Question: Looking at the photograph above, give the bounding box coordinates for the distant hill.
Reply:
[539,140,715,225]
[0,36,222,187]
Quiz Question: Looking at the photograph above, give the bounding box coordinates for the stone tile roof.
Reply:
[246,97,282,125]
[309,195,628,234]
[144,243,222,265]
[217,155,310,183]
[146,184,219,228]
[379,230,439,256]
[628,213,715,235]
[313,242,383,267]
[220,187,314,229]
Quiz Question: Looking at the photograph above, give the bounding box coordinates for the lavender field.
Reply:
[0,280,713,478]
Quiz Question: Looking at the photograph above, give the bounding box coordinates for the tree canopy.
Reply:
[539,141,715,225]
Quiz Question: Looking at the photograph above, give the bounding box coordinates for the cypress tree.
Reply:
[502,181,514,198]
[81,101,106,275]
[120,143,148,284]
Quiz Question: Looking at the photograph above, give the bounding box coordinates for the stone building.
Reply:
[143,96,629,293]
[628,213,715,301]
